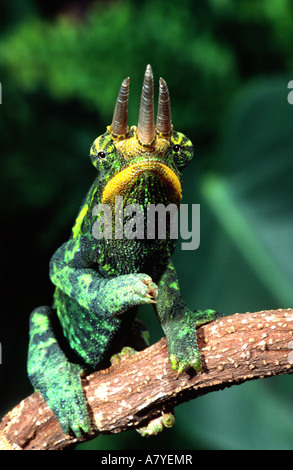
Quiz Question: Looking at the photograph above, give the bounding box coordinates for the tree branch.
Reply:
[1,309,293,450]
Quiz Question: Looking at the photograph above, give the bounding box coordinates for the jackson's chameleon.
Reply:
[27,65,219,437]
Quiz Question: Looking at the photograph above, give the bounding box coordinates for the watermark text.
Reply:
[92,197,200,250]
[287,80,293,104]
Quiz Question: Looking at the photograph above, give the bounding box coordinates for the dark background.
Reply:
[1,0,293,450]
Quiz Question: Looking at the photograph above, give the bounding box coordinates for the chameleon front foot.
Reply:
[169,350,202,375]
[102,273,158,314]
[136,412,175,437]
[167,309,220,374]
[193,308,222,328]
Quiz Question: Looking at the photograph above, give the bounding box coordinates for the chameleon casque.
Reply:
[27,65,219,437]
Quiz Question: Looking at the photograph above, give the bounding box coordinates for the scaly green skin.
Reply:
[27,91,219,437]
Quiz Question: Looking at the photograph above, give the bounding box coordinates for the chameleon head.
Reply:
[90,65,194,207]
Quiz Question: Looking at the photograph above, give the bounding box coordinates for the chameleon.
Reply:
[27,65,219,437]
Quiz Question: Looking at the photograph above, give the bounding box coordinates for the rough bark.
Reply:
[1,309,293,450]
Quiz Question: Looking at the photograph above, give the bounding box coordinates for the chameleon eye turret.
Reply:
[137,64,155,146]
[110,77,130,138]
[156,77,172,137]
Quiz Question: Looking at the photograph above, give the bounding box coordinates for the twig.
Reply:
[1,308,293,450]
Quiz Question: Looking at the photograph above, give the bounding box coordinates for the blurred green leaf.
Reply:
[178,378,293,450]
[201,78,293,307]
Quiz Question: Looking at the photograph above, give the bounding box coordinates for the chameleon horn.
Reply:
[156,77,172,137]
[110,77,129,137]
[137,64,155,145]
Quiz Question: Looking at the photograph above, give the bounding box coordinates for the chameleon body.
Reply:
[27,65,219,437]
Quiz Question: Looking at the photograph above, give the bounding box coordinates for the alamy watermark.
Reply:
[288,80,293,104]
[92,196,200,250]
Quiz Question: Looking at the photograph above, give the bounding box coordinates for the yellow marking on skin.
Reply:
[78,273,93,289]
[115,129,170,159]
[33,312,50,334]
[72,204,88,238]
[169,282,179,290]
[102,161,182,205]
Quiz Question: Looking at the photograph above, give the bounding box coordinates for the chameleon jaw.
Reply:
[101,161,182,206]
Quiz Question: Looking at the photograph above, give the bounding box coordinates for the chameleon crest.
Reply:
[27,65,219,437]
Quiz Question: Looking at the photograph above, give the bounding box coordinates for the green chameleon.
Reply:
[27,65,219,437]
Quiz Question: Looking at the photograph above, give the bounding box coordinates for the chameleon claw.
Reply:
[169,353,202,377]
[145,293,157,304]
[169,354,178,371]
[110,346,137,365]
[142,277,158,301]
[136,412,175,437]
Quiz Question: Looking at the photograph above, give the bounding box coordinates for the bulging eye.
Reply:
[98,151,106,159]
[173,144,181,152]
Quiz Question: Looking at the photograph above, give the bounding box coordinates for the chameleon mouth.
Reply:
[101,161,182,206]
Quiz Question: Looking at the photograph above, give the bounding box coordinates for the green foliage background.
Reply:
[1,0,293,450]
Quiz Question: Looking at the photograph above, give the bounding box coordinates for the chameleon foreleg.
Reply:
[49,238,158,317]
[155,260,220,373]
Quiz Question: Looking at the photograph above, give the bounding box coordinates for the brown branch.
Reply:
[1,309,293,450]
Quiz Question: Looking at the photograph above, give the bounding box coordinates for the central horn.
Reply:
[137,64,155,145]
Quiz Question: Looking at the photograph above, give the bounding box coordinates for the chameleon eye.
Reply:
[98,151,106,159]
[173,144,181,152]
